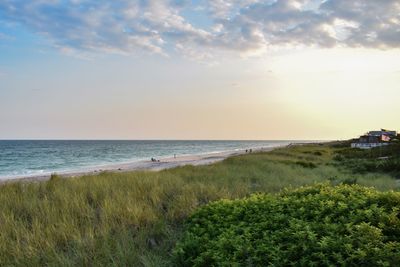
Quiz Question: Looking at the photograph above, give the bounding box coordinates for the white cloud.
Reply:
[0,0,399,59]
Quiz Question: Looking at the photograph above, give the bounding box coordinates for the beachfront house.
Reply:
[351,129,397,149]
[367,130,397,137]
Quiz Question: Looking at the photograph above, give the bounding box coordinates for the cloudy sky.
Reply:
[1,0,399,140]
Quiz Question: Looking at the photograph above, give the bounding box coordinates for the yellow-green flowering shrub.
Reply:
[174,184,400,266]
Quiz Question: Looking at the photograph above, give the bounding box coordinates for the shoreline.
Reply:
[0,145,285,184]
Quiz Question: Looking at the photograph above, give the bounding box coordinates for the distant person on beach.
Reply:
[249,149,252,153]
[151,157,156,162]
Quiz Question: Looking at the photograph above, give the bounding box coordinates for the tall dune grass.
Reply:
[0,144,398,266]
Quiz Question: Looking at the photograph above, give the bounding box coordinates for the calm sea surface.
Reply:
[0,140,302,179]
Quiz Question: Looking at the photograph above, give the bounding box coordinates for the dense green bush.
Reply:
[173,184,400,266]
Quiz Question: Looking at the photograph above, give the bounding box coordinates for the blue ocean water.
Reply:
[0,140,299,179]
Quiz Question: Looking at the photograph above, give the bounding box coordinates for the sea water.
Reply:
[0,140,301,180]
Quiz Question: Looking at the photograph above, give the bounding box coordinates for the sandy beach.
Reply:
[1,146,281,183]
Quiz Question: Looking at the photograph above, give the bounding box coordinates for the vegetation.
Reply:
[333,142,400,178]
[174,184,400,266]
[0,143,399,266]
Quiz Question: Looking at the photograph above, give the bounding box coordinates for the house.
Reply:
[351,129,396,149]
[367,129,397,137]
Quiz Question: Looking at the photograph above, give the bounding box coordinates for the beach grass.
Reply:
[0,144,398,266]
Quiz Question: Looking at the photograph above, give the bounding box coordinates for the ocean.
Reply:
[0,140,300,180]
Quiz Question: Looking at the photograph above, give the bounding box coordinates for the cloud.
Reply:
[0,0,399,58]
[0,0,210,56]
[319,0,400,48]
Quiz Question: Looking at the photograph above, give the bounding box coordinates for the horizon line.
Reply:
[0,139,334,141]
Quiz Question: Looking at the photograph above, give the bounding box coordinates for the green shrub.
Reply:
[333,154,345,162]
[332,143,400,177]
[295,161,317,169]
[302,150,324,156]
[173,184,400,266]
[341,177,358,185]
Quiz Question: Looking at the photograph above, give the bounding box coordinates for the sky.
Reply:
[0,0,399,140]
